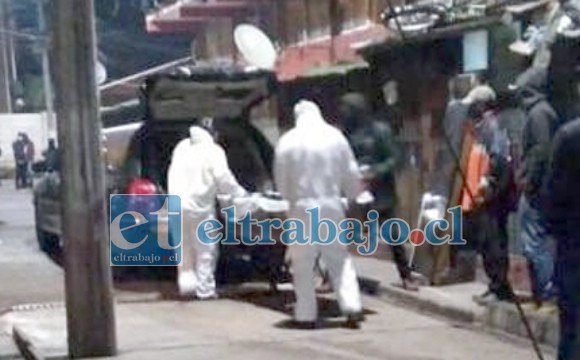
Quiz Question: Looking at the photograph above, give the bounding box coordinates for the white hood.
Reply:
[275,99,364,210]
[168,125,246,216]
[293,100,326,128]
[189,126,214,145]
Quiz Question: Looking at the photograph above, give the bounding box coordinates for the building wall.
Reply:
[276,0,378,45]
[195,0,387,62]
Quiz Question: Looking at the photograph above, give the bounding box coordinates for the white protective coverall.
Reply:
[168,125,246,298]
[274,100,365,322]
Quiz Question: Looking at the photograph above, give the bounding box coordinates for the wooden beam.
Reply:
[180,2,267,17]
[146,17,206,34]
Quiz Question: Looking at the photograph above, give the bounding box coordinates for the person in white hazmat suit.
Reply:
[168,125,248,299]
[274,100,367,329]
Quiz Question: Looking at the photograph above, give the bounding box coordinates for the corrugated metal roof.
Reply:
[357,16,502,57]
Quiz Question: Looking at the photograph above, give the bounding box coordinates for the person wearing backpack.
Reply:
[463,99,515,304]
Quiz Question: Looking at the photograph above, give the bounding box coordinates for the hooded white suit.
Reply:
[168,126,247,298]
[274,100,365,322]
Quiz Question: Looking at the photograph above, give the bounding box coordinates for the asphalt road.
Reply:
[0,183,64,313]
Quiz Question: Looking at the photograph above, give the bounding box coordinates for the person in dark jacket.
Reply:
[465,101,515,304]
[545,38,580,359]
[339,93,419,291]
[12,133,27,189]
[546,118,580,360]
[42,139,59,173]
[514,66,560,306]
[21,133,34,188]
[438,78,499,197]
[436,78,471,200]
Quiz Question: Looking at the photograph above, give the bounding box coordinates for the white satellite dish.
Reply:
[96,60,107,85]
[234,24,277,71]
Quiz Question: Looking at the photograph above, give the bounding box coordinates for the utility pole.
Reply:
[0,0,12,113]
[52,0,117,358]
[329,0,339,63]
[7,2,16,83]
[38,0,55,136]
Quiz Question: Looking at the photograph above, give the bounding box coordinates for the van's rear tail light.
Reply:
[127,178,157,195]
[125,178,159,214]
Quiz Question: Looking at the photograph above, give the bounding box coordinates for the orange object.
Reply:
[460,143,490,212]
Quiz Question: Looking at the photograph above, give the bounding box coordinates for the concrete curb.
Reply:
[2,293,163,317]
[485,301,559,348]
[0,332,22,360]
[6,303,64,315]
[12,327,44,360]
[360,275,558,349]
[12,327,66,360]
[3,296,162,360]
[358,276,477,323]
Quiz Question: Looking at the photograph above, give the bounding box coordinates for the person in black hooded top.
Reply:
[514,66,560,307]
[339,92,419,292]
[547,117,580,360]
[545,36,580,360]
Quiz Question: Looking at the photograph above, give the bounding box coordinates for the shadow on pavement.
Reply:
[274,318,355,330]
[43,245,378,328]
[223,287,377,322]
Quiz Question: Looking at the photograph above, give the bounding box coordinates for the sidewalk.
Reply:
[354,256,487,322]
[0,256,558,359]
[0,332,20,360]
[352,256,559,348]
[0,283,551,360]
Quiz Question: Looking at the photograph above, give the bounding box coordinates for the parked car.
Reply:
[33,66,283,283]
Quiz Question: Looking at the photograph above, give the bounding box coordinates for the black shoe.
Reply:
[345,313,365,329]
[496,290,516,303]
[474,288,515,305]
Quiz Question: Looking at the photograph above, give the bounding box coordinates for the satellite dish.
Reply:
[234,24,277,71]
[96,60,107,85]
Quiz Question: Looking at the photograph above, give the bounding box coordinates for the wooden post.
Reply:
[0,0,12,113]
[329,0,341,63]
[52,0,117,357]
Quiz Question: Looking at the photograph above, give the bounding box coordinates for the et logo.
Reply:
[109,195,182,266]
